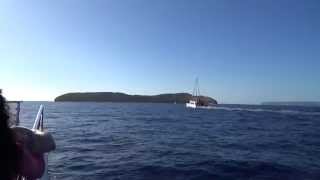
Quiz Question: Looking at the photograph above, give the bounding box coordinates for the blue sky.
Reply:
[1,0,319,104]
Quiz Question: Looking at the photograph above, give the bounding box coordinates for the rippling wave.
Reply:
[207,106,320,116]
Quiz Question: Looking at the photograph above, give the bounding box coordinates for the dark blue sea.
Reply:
[18,102,320,180]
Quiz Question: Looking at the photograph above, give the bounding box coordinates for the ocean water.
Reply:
[17,102,320,180]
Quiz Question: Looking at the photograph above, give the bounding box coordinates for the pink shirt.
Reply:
[16,143,45,179]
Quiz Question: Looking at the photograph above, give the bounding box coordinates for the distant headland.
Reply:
[55,92,218,104]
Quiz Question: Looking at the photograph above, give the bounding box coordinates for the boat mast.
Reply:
[192,78,200,102]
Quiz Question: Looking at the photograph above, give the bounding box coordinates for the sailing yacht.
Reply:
[186,78,209,109]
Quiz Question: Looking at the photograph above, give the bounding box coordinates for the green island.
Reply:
[55,92,218,104]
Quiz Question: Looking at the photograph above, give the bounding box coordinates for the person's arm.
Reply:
[12,127,56,153]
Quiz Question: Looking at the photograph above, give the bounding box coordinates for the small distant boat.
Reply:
[186,78,210,109]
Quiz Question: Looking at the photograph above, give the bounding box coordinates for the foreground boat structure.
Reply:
[9,102,55,180]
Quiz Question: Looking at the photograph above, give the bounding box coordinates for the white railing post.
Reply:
[33,105,44,131]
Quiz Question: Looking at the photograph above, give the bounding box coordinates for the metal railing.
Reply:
[8,101,22,126]
[33,105,44,132]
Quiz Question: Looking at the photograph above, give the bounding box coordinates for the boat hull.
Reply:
[186,103,197,108]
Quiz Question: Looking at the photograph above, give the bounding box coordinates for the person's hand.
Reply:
[32,130,56,153]
[12,126,35,151]
[11,126,56,153]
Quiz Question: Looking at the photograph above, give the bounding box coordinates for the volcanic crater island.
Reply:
[55,92,218,104]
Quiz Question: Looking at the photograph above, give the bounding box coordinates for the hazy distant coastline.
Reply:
[55,92,218,104]
[261,102,320,107]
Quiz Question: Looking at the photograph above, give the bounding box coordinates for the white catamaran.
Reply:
[9,101,55,180]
